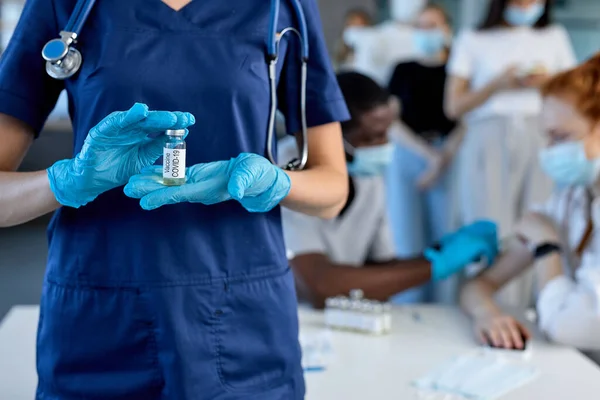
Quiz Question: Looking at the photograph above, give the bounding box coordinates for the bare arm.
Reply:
[461,212,562,318]
[290,253,431,309]
[442,124,466,158]
[0,114,60,228]
[281,122,348,219]
[460,237,532,319]
[388,120,438,161]
[444,68,517,119]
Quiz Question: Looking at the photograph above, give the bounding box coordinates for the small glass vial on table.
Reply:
[163,129,187,186]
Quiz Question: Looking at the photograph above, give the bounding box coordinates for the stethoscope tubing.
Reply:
[44,0,310,171]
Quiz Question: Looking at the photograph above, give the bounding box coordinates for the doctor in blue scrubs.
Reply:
[0,0,497,399]
[0,0,350,398]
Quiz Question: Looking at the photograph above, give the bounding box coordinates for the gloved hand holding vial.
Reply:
[126,152,291,212]
[47,103,195,208]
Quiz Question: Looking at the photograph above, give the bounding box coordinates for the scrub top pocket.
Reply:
[212,268,302,393]
[36,281,163,400]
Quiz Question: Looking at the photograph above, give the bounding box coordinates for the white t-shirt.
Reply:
[343,21,418,85]
[282,176,397,266]
[277,136,396,265]
[447,25,577,122]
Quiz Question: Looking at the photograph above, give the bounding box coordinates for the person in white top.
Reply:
[460,54,600,363]
[341,0,424,85]
[334,8,372,72]
[445,0,577,307]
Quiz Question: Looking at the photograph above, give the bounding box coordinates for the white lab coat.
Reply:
[531,186,600,362]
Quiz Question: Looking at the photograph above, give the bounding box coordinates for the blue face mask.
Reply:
[413,29,447,56]
[347,142,395,177]
[539,141,600,186]
[504,2,545,27]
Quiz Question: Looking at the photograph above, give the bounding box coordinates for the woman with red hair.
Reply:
[460,54,600,363]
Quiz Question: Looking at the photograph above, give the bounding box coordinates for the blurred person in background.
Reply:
[461,54,600,363]
[386,3,462,304]
[335,8,372,71]
[341,0,425,85]
[280,72,498,309]
[445,0,576,307]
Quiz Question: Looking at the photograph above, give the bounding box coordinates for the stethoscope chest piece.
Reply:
[42,34,82,80]
[43,39,82,80]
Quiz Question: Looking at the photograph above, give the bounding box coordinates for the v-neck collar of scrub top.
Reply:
[99,0,267,35]
[159,0,193,13]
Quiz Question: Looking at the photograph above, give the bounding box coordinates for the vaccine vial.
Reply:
[163,129,186,186]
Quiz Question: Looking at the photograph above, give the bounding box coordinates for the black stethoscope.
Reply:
[41,0,310,171]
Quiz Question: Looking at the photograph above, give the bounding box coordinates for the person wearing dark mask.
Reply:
[386,4,462,303]
[280,72,498,308]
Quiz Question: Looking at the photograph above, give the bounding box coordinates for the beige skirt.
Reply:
[456,114,553,308]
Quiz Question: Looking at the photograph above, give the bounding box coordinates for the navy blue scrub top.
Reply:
[0,0,349,284]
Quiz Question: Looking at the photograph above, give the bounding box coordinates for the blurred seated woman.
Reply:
[461,54,600,363]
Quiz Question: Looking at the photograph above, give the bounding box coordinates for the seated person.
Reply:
[460,54,600,361]
[281,72,497,308]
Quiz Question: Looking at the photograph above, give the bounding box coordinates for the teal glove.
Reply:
[124,152,291,212]
[453,220,499,261]
[441,220,499,259]
[47,103,195,208]
[426,223,499,282]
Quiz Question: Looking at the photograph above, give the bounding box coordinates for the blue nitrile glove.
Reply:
[441,220,500,262]
[124,152,291,212]
[425,231,498,282]
[47,103,195,208]
[445,220,498,246]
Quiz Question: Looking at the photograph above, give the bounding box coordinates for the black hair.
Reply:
[479,0,553,30]
[336,72,389,134]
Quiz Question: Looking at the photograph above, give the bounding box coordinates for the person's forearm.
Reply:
[389,121,436,161]
[282,166,348,219]
[446,80,501,119]
[442,125,465,157]
[304,258,431,308]
[460,279,504,319]
[460,246,532,319]
[0,170,60,227]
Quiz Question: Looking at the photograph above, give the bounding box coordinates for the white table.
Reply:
[2,305,600,400]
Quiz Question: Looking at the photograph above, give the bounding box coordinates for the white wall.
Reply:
[554,1,600,61]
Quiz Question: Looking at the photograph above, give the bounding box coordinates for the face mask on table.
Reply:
[413,29,447,57]
[346,142,395,177]
[539,141,600,186]
[413,351,539,400]
[504,2,545,27]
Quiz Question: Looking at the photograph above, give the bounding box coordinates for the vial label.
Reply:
[163,148,186,184]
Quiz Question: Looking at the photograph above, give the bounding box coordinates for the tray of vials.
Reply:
[324,289,392,335]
